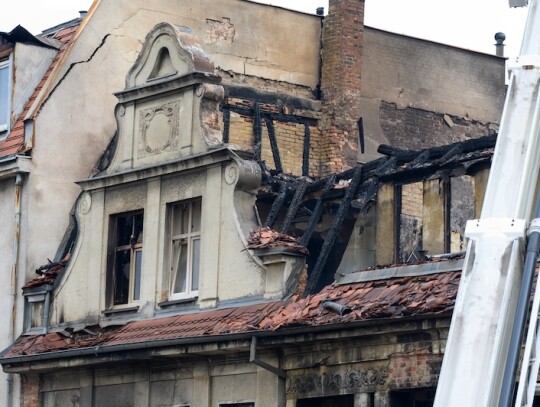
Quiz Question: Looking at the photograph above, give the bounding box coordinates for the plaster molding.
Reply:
[286,366,389,395]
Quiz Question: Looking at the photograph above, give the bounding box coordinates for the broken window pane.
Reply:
[110,211,144,306]
[114,249,130,305]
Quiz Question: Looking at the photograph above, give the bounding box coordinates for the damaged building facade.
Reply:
[0,0,506,406]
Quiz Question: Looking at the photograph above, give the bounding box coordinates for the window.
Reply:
[0,59,10,135]
[169,199,201,299]
[109,211,144,305]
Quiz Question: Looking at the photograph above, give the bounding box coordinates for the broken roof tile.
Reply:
[2,269,461,360]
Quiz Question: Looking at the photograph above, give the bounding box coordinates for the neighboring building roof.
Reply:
[0,22,80,157]
[2,264,460,362]
[0,26,59,50]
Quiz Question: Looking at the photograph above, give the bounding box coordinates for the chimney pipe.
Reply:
[495,32,506,57]
[79,10,87,19]
[316,7,325,16]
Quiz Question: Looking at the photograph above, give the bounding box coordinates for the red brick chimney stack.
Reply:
[320,0,365,174]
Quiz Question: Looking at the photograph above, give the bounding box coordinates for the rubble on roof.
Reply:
[2,267,461,360]
[246,227,308,254]
[22,253,70,289]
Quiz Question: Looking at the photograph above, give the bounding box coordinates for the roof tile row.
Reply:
[2,270,460,360]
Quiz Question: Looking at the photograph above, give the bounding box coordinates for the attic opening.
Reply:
[148,47,177,80]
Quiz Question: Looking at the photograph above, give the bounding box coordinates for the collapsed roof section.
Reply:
[255,133,495,295]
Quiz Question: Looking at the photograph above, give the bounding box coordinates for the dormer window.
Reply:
[169,199,201,300]
[0,59,10,136]
[108,211,144,306]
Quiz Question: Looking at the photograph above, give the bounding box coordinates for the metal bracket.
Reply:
[464,217,527,240]
[249,336,286,379]
[507,55,540,71]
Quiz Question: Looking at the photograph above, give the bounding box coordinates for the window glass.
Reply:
[173,241,188,293]
[133,250,142,301]
[169,199,201,298]
[0,62,9,132]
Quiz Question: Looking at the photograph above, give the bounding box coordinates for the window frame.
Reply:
[107,210,144,307]
[168,198,202,301]
[0,58,11,136]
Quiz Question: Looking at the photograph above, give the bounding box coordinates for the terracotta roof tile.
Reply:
[0,24,79,158]
[2,270,461,360]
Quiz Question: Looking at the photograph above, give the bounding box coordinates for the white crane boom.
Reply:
[434,1,540,406]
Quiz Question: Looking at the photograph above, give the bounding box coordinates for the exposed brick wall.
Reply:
[320,0,365,174]
[22,374,40,407]
[387,349,441,390]
[401,183,423,218]
[380,101,496,150]
[222,98,323,177]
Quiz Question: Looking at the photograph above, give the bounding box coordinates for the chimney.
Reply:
[494,32,506,57]
[320,0,365,174]
[79,10,88,19]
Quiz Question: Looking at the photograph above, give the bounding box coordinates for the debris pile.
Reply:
[23,254,70,289]
[246,227,308,254]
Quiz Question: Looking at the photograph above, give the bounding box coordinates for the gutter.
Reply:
[0,312,452,369]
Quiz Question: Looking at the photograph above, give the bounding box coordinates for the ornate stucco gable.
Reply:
[107,23,224,173]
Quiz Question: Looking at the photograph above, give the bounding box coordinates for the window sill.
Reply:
[102,305,139,316]
[158,296,198,308]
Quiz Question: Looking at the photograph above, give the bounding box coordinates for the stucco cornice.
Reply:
[0,155,31,181]
[77,147,247,191]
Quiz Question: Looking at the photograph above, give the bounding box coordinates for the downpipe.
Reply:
[499,197,540,407]
[7,173,23,407]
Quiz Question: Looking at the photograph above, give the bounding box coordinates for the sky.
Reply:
[0,0,530,58]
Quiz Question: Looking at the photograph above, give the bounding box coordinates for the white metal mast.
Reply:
[434,1,540,406]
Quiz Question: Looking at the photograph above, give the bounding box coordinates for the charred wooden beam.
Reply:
[351,179,380,211]
[222,106,231,144]
[437,144,463,165]
[280,180,309,234]
[223,84,321,112]
[300,175,336,247]
[265,118,283,173]
[264,182,288,228]
[253,102,262,163]
[405,150,430,169]
[227,105,317,126]
[303,167,363,296]
[358,117,365,154]
[302,124,311,177]
[373,157,397,177]
[377,133,496,165]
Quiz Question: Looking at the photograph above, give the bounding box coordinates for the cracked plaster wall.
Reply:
[359,27,505,161]
[22,0,320,284]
